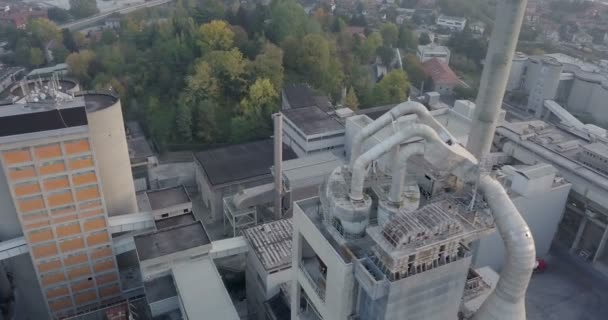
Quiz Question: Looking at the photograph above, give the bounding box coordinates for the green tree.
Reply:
[27,18,62,45]
[403,54,426,89]
[197,20,235,52]
[51,46,70,63]
[48,7,72,23]
[62,28,78,52]
[175,103,193,142]
[377,46,394,66]
[231,78,278,142]
[248,43,284,91]
[69,0,99,19]
[357,32,383,63]
[145,95,173,150]
[380,23,399,47]
[66,49,96,83]
[267,0,320,42]
[29,48,45,67]
[373,69,410,105]
[419,32,431,45]
[398,25,417,50]
[345,86,359,111]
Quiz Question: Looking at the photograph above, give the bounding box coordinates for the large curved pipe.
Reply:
[350,124,442,201]
[349,101,454,167]
[472,175,536,320]
[388,142,426,203]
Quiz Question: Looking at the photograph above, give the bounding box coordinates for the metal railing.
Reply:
[299,262,326,302]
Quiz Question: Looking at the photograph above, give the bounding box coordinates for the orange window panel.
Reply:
[83,218,106,232]
[14,182,40,197]
[76,187,99,202]
[32,243,57,259]
[56,223,81,238]
[69,158,94,171]
[51,206,76,216]
[48,192,73,208]
[43,177,70,191]
[38,260,62,273]
[52,214,78,225]
[65,140,90,155]
[99,284,120,298]
[28,229,54,244]
[35,144,62,160]
[8,166,36,181]
[64,253,88,266]
[93,260,114,273]
[39,162,66,176]
[91,247,112,260]
[71,279,94,293]
[18,198,45,213]
[74,290,97,305]
[24,219,50,230]
[46,286,69,299]
[80,200,102,210]
[86,232,109,247]
[49,298,72,312]
[80,208,104,219]
[59,237,85,253]
[73,172,97,186]
[41,272,66,286]
[95,272,118,286]
[67,265,91,280]
[3,150,31,165]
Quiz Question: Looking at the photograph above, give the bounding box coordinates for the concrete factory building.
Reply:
[0,86,135,318]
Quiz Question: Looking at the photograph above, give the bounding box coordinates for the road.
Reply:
[60,0,175,31]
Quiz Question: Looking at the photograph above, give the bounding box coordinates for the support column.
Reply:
[592,225,608,263]
[273,113,283,219]
[570,217,588,254]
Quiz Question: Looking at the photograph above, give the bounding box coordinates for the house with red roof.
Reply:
[422,58,466,95]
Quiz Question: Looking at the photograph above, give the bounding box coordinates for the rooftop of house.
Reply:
[134,222,210,261]
[283,105,344,136]
[243,219,293,271]
[194,139,297,186]
[144,185,191,211]
[422,58,462,86]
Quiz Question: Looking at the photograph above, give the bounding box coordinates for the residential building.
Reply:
[416,44,451,64]
[436,15,467,32]
[0,90,134,318]
[422,58,464,95]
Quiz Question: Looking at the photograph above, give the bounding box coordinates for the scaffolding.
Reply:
[223,196,258,236]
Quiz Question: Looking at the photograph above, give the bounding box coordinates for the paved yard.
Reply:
[526,248,608,320]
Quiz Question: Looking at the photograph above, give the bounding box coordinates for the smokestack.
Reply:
[466,0,528,160]
[273,113,283,219]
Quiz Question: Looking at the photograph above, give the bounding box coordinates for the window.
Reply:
[161,213,169,218]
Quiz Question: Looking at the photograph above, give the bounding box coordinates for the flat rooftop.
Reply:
[155,212,196,230]
[9,78,77,97]
[283,105,344,136]
[128,136,154,163]
[81,92,118,112]
[146,185,191,211]
[243,219,293,271]
[134,222,210,261]
[144,275,177,303]
[584,142,608,158]
[194,139,297,186]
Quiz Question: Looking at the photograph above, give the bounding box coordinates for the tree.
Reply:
[398,25,417,50]
[62,28,78,52]
[450,54,477,74]
[66,50,96,83]
[29,48,45,67]
[377,46,395,66]
[69,0,99,19]
[175,103,193,142]
[197,20,235,52]
[51,46,70,63]
[357,32,383,63]
[231,78,278,142]
[267,0,319,42]
[418,32,431,45]
[248,43,284,91]
[345,87,359,111]
[403,54,426,89]
[48,7,72,24]
[27,19,62,45]
[380,23,399,47]
[373,69,410,105]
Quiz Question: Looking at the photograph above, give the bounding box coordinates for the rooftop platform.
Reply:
[146,185,191,211]
[144,274,177,303]
[155,212,196,230]
[243,219,293,271]
[194,139,297,186]
[283,105,344,136]
[134,222,210,261]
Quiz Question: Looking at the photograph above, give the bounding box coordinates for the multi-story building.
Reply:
[416,44,451,64]
[436,15,467,32]
[0,88,136,318]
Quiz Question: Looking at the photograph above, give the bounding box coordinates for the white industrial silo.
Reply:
[83,92,138,216]
[507,52,528,91]
[527,56,563,116]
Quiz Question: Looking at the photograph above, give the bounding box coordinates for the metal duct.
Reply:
[467,0,528,160]
[388,142,426,204]
[472,175,536,320]
[349,101,454,167]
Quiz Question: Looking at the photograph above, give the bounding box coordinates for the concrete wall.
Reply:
[567,77,596,115]
[152,202,192,221]
[149,296,179,317]
[6,253,49,320]
[475,182,571,270]
[87,98,137,216]
[0,167,21,240]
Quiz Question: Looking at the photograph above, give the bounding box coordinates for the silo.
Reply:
[507,52,528,91]
[589,82,608,123]
[527,57,563,117]
[82,91,138,216]
[567,73,597,114]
